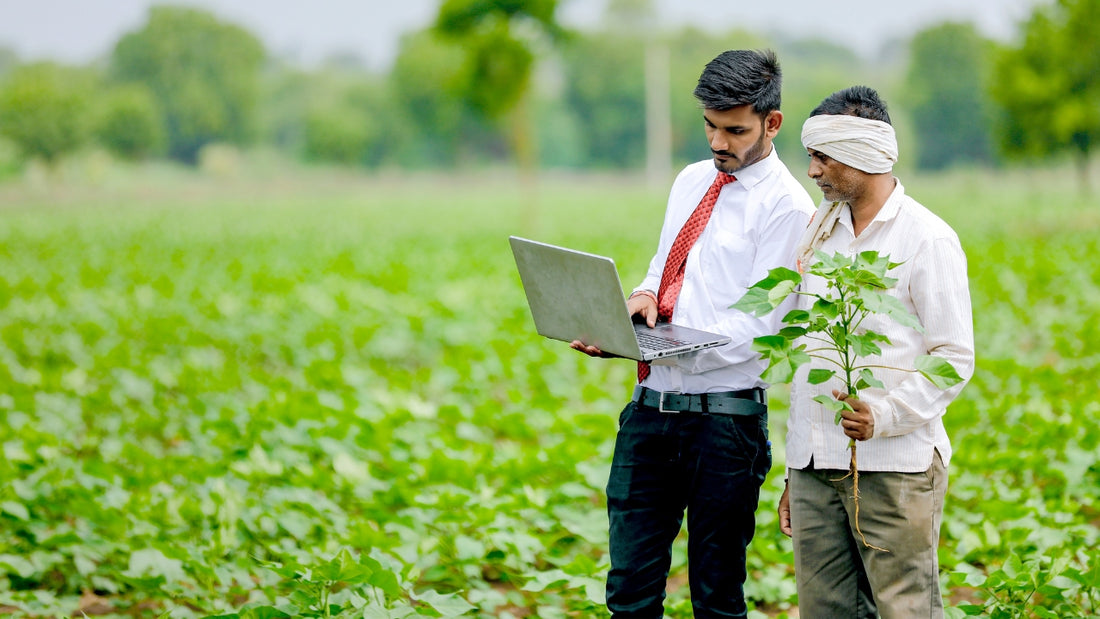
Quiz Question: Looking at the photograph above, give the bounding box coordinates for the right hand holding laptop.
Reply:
[627,291,659,328]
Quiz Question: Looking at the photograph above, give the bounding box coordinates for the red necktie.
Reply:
[638,171,736,382]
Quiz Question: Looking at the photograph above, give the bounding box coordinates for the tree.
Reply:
[991,0,1100,191]
[108,6,265,164]
[388,30,491,167]
[433,0,567,171]
[0,62,92,166]
[93,84,165,160]
[559,32,646,169]
[906,23,996,170]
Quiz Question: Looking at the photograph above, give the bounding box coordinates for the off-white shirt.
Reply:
[635,150,815,394]
[786,180,975,472]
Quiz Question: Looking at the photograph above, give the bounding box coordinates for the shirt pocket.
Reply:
[702,229,757,308]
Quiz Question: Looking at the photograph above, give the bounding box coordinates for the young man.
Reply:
[572,49,814,618]
[778,86,975,618]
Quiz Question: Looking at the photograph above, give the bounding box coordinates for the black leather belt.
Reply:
[632,385,766,416]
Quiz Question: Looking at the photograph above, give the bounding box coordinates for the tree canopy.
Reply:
[906,23,995,170]
[991,0,1100,188]
[0,62,91,165]
[109,6,266,164]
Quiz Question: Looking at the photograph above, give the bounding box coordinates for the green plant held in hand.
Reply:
[733,249,964,549]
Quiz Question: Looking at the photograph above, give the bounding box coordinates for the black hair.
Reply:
[809,85,892,124]
[693,49,782,114]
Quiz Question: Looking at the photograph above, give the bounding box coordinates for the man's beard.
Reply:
[714,125,769,173]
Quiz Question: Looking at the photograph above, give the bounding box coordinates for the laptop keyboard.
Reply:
[636,331,689,350]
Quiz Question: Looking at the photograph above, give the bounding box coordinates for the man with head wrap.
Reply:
[777,86,975,618]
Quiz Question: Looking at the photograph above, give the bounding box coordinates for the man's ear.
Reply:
[765,110,783,138]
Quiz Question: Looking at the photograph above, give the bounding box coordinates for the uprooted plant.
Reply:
[733,250,963,550]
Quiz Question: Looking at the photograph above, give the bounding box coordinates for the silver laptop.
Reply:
[509,236,731,361]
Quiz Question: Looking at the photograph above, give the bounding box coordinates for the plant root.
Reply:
[849,442,889,553]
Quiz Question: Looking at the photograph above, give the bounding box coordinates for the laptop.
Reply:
[508,236,731,362]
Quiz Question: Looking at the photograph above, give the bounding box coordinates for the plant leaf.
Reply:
[731,267,801,315]
[807,368,835,384]
[855,368,885,390]
[758,345,811,385]
[862,290,924,331]
[847,332,883,357]
[914,355,964,389]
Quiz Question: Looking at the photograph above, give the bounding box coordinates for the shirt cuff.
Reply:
[630,289,657,303]
[865,395,895,438]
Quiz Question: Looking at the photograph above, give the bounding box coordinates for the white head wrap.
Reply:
[801,114,898,174]
[794,114,899,269]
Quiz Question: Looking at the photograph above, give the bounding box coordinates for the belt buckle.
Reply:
[658,391,679,414]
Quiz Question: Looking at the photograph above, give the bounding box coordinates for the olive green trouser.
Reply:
[789,452,947,619]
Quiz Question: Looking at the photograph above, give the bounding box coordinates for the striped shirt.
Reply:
[786,180,975,472]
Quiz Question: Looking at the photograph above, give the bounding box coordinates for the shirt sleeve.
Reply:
[866,236,976,437]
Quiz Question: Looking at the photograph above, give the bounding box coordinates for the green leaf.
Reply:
[240,608,292,619]
[125,548,185,582]
[807,369,835,384]
[754,340,810,385]
[847,333,883,357]
[782,309,811,324]
[1,501,30,521]
[862,290,924,331]
[731,267,801,315]
[0,554,36,578]
[810,298,839,321]
[413,590,475,617]
[777,326,808,340]
[914,355,964,389]
[767,277,799,306]
[855,368,885,390]
[813,394,850,413]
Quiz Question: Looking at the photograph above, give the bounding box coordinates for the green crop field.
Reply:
[0,162,1097,618]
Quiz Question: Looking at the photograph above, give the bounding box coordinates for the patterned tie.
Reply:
[638,171,736,382]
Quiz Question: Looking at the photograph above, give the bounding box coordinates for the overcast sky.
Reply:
[0,0,1050,70]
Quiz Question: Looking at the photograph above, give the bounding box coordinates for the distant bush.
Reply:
[0,62,92,166]
[110,6,265,164]
[93,85,165,160]
[303,104,371,165]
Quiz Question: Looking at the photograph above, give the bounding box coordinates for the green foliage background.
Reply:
[0,162,1097,617]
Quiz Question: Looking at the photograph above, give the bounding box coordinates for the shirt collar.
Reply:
[727,147,780,190]
[873,178,905,223]
[836,177,906,235]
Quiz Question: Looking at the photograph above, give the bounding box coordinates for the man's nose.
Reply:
[807,160,822,178]
[709,131,727,152]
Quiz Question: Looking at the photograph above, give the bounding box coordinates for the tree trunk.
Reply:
[645,42,672,191]
[1076,150,1092,198]
[512,90,540,235]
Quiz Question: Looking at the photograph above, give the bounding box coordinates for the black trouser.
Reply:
[605,400,771,618]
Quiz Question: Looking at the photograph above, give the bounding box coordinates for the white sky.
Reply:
[0,0,1050,70]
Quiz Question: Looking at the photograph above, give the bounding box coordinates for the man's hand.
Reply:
[834,390,875,441]
[627,291,658,328]
[778,483,792,537]
[570,340,613,357]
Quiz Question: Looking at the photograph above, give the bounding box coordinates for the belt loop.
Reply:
[700,393,709,415]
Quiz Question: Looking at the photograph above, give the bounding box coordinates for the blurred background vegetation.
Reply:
[0,0,1096,191]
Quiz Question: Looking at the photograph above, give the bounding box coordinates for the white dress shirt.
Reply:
[786,180,975,472]
[635,149,815,394]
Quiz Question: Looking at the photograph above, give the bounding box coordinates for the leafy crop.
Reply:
[0,165,1097,617]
